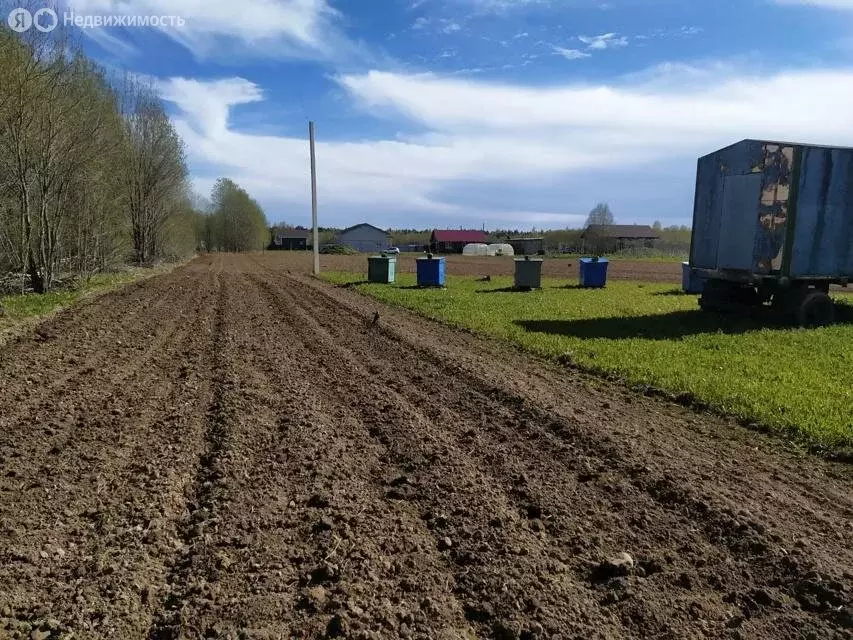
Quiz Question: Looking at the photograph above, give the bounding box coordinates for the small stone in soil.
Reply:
[593,552,634,581]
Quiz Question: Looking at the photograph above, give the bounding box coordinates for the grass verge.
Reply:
[0,262,185,346]
[323,271,853,455]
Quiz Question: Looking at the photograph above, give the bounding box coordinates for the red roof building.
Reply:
[430,229,488,253]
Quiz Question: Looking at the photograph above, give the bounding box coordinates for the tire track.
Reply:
[146,270,233,640]
[167,269,475,638]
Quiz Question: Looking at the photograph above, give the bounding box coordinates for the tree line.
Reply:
[0,21,267,294]
[273,202,692,256]
[199,179,269,253]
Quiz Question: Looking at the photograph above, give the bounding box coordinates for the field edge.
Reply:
[0,258,194,348]
[319,272,853,462]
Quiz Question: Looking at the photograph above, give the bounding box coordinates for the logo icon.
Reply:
[33,7,57,32]
[7,7,32,33]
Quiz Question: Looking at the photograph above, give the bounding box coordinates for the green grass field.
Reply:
[0,265,178,343]
[323,272,853,453]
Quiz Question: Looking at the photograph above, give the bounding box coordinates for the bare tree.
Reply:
[119,80,188,263]
[0,14,198,292]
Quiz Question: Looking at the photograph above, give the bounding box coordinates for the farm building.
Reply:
[337,223,392,253]
[509,237,544,255]
[430,230,488,253]
[272,227,310,250]
[581,225,660,251]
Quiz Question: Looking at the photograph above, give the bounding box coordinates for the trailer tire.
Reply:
[797,291,835,328]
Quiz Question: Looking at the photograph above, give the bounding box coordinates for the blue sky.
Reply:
[51,0,853,229]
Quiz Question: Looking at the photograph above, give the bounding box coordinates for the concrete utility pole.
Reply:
[309,121,319,276]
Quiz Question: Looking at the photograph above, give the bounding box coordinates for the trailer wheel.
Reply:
[797,290,835,327]
[699,279,729,312]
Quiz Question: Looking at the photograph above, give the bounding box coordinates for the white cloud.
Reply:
[552,46,591,60]
[161,64,853,227]
[63,0,359,61]
[412,16,463,34]
[578,32,629,50]
[460,0,549,10]
[160,77,263,134]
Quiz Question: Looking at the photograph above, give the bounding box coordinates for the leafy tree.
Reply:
[206,178,269,252]
[585,202,614,228]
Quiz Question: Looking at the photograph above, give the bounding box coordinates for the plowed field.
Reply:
[0,253,850,640]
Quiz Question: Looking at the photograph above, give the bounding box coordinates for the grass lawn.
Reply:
[323,271,853,453]
[0,264,180,344]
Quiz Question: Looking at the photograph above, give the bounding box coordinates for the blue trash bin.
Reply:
[416,256,446,287]
[579,257,609,288]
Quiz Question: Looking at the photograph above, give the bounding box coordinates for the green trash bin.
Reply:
[368,255,396,283]
[514,256,544,290]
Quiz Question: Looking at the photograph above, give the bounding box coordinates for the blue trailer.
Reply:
[689,139,853,326]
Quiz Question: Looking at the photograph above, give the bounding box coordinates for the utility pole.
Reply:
[309,121,319,276]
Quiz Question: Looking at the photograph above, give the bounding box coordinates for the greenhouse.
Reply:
[462,243,491,256]
[488,243,515,257]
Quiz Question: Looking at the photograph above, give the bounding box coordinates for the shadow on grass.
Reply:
[338,280,370,289]
[476,287,539,294]
[515,303,853,340]
[653,288,694,297]
[398,285,446,290]
[515,311,759,340]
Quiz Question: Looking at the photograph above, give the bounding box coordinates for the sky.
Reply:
[37,0,853,229]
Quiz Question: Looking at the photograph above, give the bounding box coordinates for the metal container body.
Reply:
[690,139,853,281]
[368,256,396,283]
[682,262,708,293]
[514,258,543,289]
[788,146,853,278]
[579,258,609,288]
[416,257,446,287]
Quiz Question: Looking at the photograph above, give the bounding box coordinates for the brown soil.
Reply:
[0,253,850,640]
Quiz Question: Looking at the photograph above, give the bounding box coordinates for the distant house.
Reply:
[430,230,488,254]
[273,227,311,250]
[509,237,544,255]
[581,224,660,251]
[337,223,392,252]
